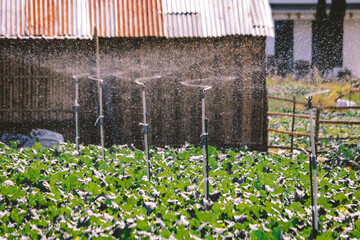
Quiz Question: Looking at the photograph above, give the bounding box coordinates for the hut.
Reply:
[0,0,274,151]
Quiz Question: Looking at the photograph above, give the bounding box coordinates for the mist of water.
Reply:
[1,37,268,150]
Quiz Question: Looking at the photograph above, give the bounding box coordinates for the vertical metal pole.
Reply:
[290,95,296,153]
[141,84,150,181]
[95,27,105,161]
[75,78,80,153]
[205,118,209,199]
[307,97,318,237]
[309,152,315,234]
[201,90,209,200]
[98,80,105,161]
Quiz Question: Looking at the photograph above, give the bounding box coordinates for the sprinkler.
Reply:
[181,80,212,200]
[72,72,123,155]
[307,97,318,238]
[134,75,162,181]
[88,75,105,161]
[72,73,89,154]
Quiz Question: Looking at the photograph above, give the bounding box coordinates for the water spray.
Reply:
[307,97,318,237]
[181,80,212,200]
[88,75,105,161]
[135,75,162,181]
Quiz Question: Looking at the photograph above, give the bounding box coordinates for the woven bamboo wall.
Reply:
[0,36,267,151]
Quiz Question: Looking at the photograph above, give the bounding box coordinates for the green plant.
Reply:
[0,141,359,239]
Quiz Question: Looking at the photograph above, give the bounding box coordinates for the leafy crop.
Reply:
[0,141,359,239]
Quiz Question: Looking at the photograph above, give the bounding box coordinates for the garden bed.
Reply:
[1,142,359,239]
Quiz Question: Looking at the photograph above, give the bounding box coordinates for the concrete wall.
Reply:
[266,36,275,56]
[0,36,268,151]
[293,20,312,64]
[344,18,360,77]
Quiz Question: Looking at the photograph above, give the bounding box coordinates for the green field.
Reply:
[267,74,360,112]
[1,141,359,239]
[1,76,359,239]
[267,74,360,154]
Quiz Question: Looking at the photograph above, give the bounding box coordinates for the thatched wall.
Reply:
[0,36,267,151]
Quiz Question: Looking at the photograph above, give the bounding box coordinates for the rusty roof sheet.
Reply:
[0,0,273,39]
[88,0,164,37]
[0,0,164,39]
[0,0,92,39]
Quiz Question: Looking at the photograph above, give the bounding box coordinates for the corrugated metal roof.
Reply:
[0,0,273,39]
[251,0,274,37]
[0,0,91,39]
[88,0,164,37]
[0,0,164,39]
[162,0,202,37]
[0,0,26,38]
[163,0,274,37]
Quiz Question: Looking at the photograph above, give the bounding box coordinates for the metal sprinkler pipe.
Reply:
[181,81,212,200]
[298,147,315,233]
[72,73,89,153]
[88,75,105,161]
[201,89,209,200]
[132,75,162,181]
[204,117,209,199]
[133,75,162,181]
[74,77,80,153]
[135,80,150,181]
[72,73,90,152]
[307,97,319,237]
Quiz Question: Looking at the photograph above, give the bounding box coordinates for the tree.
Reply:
[312,0,346,72]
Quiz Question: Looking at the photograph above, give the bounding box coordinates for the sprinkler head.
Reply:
[306,96,313,109]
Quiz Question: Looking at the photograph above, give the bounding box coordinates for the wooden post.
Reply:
[290,95,296,153]
[95,26,105,161]
[267,118,270,154]
[315,109,320,154]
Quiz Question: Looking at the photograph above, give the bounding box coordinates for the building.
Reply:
[267,0,360,77]
[0,0,274,151]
